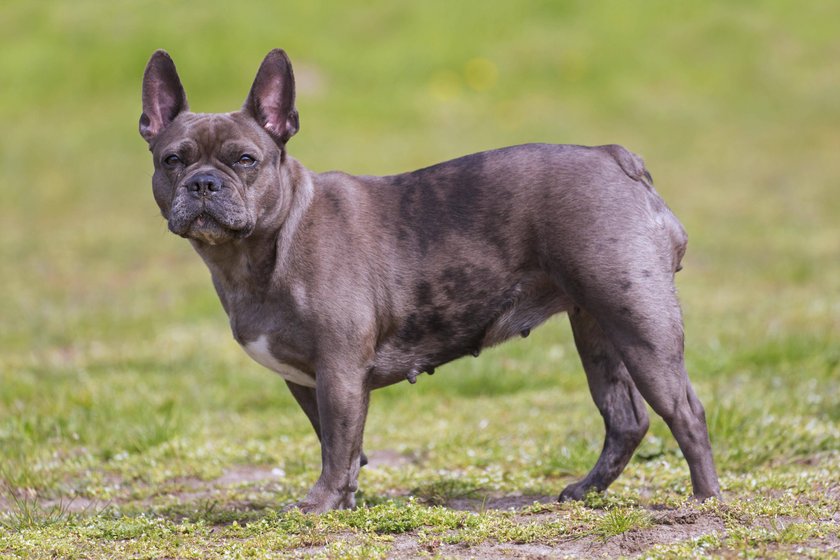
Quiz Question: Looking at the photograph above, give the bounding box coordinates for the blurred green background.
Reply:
[0,0,838,514]
[2,0,838,355]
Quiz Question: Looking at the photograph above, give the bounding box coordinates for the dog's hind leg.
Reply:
[588,281,721,501]
[559,306,650,501]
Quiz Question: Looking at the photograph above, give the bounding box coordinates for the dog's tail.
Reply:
[670,216,688,273]
[602,144,654,187]
[603,144,687,273]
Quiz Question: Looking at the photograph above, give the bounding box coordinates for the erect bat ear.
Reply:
[243,49,299,147]
[139,50,189,143]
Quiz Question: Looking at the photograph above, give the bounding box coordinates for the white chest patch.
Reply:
[241,335,316,388]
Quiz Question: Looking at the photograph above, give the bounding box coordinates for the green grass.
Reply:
[592,508,653,540]
[1,0,839,557]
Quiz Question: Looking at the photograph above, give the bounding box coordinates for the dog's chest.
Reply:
[224,290,316,388]
[239,334,316,388]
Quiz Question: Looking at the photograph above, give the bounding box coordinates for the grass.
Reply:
[592,508,653,540]
[1,0,839,557]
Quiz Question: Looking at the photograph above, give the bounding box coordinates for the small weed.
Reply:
[0,450,58,492]
[592,508,653,540]
[0,487,76,531]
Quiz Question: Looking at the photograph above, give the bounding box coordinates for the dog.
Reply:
[139,49,721,512]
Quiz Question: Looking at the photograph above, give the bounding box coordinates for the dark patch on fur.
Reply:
[386,152,511,257]
[414,281,433,307]
[425,311,452,337]
[397,313,424,344]
[393,263,517,367]
[323,189,343,216]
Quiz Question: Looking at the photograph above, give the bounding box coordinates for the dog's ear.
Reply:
[243,49,299,147]
[139,50,189,143]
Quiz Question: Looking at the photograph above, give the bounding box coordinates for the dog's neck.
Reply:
[273,156,314,271]
[191,155,314,296]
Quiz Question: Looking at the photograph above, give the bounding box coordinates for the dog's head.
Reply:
[139,49,299,245]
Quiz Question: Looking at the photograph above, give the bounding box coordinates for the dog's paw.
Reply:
[285,491,356,514]
[558,481,590,502]
[285,499,330,514]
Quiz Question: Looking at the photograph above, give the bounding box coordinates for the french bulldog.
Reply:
[139,49,720,512]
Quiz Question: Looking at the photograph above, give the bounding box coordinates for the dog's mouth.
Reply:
[170,211,253,245]
[189,213,226,244]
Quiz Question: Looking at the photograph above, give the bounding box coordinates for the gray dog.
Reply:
[139,49,720,512]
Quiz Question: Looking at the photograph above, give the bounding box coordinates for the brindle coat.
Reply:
[140,49,721,512]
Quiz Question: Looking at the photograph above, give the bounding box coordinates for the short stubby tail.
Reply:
[602,144,654,186]
[672,218,688,272]
[602,144,687,273]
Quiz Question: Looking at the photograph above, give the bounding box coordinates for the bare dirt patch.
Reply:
[387,506,725,559]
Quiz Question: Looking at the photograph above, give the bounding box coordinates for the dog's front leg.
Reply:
[285,381,369,470]
[294,367,370,513]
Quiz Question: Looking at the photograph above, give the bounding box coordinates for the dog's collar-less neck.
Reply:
[191,156,312,293]
[274,157,314,271]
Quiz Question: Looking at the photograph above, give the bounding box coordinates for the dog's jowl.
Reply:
[140,49,721,512]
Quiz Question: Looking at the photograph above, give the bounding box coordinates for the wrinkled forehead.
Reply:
[152,112,269,154]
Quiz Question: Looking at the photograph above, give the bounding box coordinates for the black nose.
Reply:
[187,173,223,195]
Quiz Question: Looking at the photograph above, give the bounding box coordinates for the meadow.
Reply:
[0,1,838,557]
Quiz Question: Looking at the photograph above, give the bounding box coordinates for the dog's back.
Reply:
[308,144,686,389]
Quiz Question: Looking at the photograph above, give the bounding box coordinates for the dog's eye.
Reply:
[163,154,182,167]
[235,154,257,167]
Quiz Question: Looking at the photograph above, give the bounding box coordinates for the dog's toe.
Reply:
[558,481,590,502]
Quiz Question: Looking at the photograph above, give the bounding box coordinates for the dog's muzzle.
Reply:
[186,172,225,197]
[167,171,253,244]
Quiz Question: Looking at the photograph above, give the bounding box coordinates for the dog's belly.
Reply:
[370,276,571,387]
[240,334,316,388]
